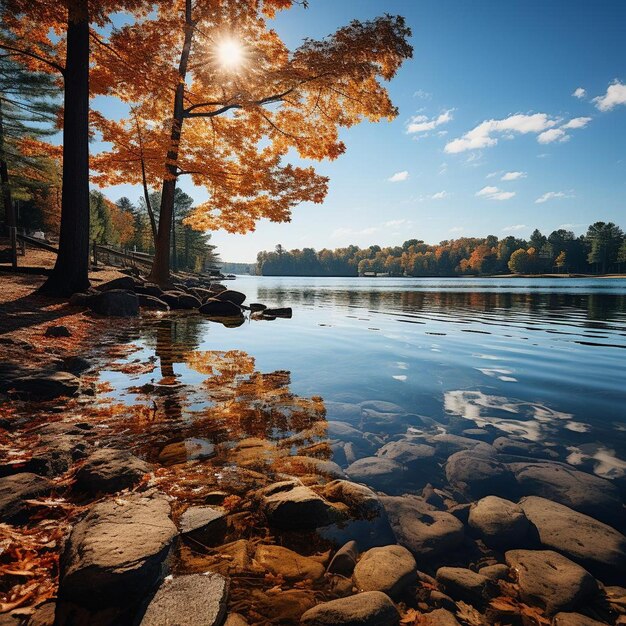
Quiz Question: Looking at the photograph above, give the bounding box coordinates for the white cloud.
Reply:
[502,224,526,232]
[384,219,411,228]
[562,116,591,129]
[476,186,516,201]
[593,81,626,112]
[431,191,449,200]
[486,171,499,179]
[501,171,526,181]
[449,226,464,233]
[388,170,409,183]
[413,89,432,100]
[407,109,454,134]
[535,191,573,204]
[572,87,586,99]
[537,128,568,144]
[445,113,557,153]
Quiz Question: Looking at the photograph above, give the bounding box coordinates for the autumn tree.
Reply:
[1,0,149,296]
[555,251,567,273]
[92,2,412,286]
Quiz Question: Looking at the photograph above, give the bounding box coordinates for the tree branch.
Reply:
[0,42,65,75]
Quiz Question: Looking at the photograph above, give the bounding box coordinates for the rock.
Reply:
[468,496,529,549]
[68,292,92,306]
[327,541,359,577]
[376,441,436,471]
[74,449,150,494]
[89,289,139,317]
[493,437,556,458]
[158,439,215,465]
[300,591,399,625]
[27,434,90,476]
[380,495,464,558]
[263,307,292,318]
[0,473,52,522]
[59,494,177,606]
[224,614,249,626]
[138,294,170,311]
[214,540,255,575]
[436,567,491,606]
[135,283,163,298]
[254,544,325,582]
[257,480,336,530]
[478,564,509,581]
[249,303,267,312]
[346,456,407,492]
[28,602,56,626]
[140,573,229,626]
[519,496,626,578]
[12,370,80,400]
[160,290,202,310]
[214,289,246,305]
[420,609,461,626]
[323,480,383,518]
[552,614,608,626]
[445,450,517,499]
[179,506,227,544]
[95,276,137,292]
[428,433,489,455]
[277,455,346,479]
[200,298,242,317]
[44,325,71,338]
[254,589,316,622]
[505,549,598,615]
[510,462,624,526]
[59,356,92,375]
[353,545,417,598]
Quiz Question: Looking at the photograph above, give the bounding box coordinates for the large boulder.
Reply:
[140,573,229,626]
[257,480,336,530]
[552,614,608,626]
[95,276,137,292]
[468,496,529,549]
[505,549,598,615]
[445,450,517,499]
[73,449,150,494]
[323,480,383,518]
[214,289,246,306]
[27,434,90,477]
[300,591,399,626]
[346,456,407,492]
[138,294,170,311]
[254,545,325,582]
[200,298,242,317]
[380,495,464,558]
[135,283,163,298]
[510,462,624,526]
[327,541,359,577]
[89,289,139,317]
[0,473,52,522]
[160,290,202,310]
[519,496,626,578]
[58,494,177,605]
[353,545,417,598]
[179,505,227,545]
[376,440,436,472]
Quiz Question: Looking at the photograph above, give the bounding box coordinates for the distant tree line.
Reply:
[256,223,626,277]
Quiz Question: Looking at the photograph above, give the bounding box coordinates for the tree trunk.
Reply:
[171,200,177,273]
[39,0,90,296]
[147,0,193,287]
[0,101,16,234]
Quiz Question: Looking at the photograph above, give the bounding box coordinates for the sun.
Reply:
[216,38,244,71]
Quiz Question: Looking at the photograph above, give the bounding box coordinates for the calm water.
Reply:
[101,276,626,484]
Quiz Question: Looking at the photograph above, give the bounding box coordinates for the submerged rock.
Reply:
[353,545,417,598]
[346,456,407,492]
[74,448,150,494]
[376,440,436,471]
[140,573,229,626]
[257,479,336,530]
[380,495,464,558]
[420,609,461,626]
[179,506,227,545]
[468,496,529,549]
[0,473,52,522]
[254,544,325,582]
[200,298,242,317]
[519,496,626,578]
[445,449,517,499]
[11,370,80,400]
[552,614,608,626]
[300,591,399,626]
[510,462,624,526]
[44,325,71,338]
[327,540,359,577]
[58,494,177,606]
[505,549,598,615]
[436,567,491,606]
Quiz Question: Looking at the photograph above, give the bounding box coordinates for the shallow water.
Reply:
[99,276,626,486]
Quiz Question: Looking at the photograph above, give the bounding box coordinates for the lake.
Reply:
[102,276,626,486]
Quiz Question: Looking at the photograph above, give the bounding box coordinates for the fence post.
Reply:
[93,240,98,266]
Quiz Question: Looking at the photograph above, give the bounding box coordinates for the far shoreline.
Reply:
[241,273,626,279]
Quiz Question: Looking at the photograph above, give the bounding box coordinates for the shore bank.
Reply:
[1,270,625,626]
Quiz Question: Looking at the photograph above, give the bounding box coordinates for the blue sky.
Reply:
[96,0,626,262]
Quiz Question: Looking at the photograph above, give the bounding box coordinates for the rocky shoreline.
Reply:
[1,281,625,626]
